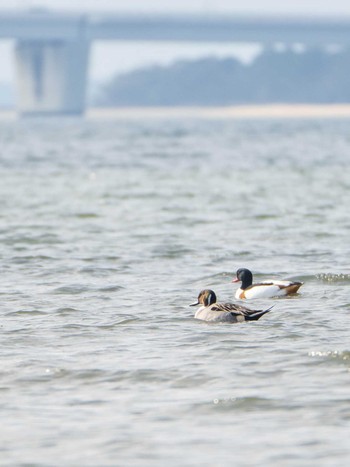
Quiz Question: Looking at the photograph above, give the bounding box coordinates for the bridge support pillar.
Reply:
[15,39,90,116]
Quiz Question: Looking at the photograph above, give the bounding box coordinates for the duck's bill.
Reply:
[189,301,199,306]
[232,278,239,283]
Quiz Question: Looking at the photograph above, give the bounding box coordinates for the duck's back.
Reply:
[236,280,303,299]
[195,306,242,323]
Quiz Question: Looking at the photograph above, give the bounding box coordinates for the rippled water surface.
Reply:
[1,116,350,466]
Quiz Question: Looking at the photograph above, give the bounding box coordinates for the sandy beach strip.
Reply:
[2,104,350,120]
[87,104,350,119]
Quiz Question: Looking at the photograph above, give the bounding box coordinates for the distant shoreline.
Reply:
[2,104,350,120]
[87,105,350,119]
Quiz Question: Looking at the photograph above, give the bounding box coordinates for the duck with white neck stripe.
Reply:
[190,289,273,323]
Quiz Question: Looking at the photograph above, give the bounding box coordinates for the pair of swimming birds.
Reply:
[190,268,303,323]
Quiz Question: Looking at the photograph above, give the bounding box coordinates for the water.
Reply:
[0,116,350,466]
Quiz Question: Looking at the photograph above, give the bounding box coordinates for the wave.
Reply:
[315,273,350,283]
[309,350,350,361]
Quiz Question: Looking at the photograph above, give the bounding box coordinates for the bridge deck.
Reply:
[1,11,350,45]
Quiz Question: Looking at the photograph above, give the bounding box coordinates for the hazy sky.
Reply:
[1,0,350,84]
[4,0,350,15]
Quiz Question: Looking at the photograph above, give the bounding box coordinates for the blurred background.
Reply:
[2,0,350,112]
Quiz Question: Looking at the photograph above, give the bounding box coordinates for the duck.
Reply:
[190,289,273,323]
[232,268,303,299]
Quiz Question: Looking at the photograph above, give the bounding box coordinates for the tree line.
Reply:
[95,48,350,106]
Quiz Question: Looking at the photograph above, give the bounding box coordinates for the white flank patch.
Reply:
[237,285,287,299]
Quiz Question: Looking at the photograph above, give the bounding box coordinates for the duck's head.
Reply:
[232,268,253,285]
[190,289,217,307]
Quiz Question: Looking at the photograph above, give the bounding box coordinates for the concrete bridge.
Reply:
[1,9,350,115]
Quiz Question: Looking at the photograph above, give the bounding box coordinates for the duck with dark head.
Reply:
[233,268,303,299]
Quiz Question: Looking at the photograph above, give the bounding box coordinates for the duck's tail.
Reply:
[286,282,303,294]
[246,305,274,321]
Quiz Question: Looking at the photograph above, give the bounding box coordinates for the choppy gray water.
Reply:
[1,116,350,466]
